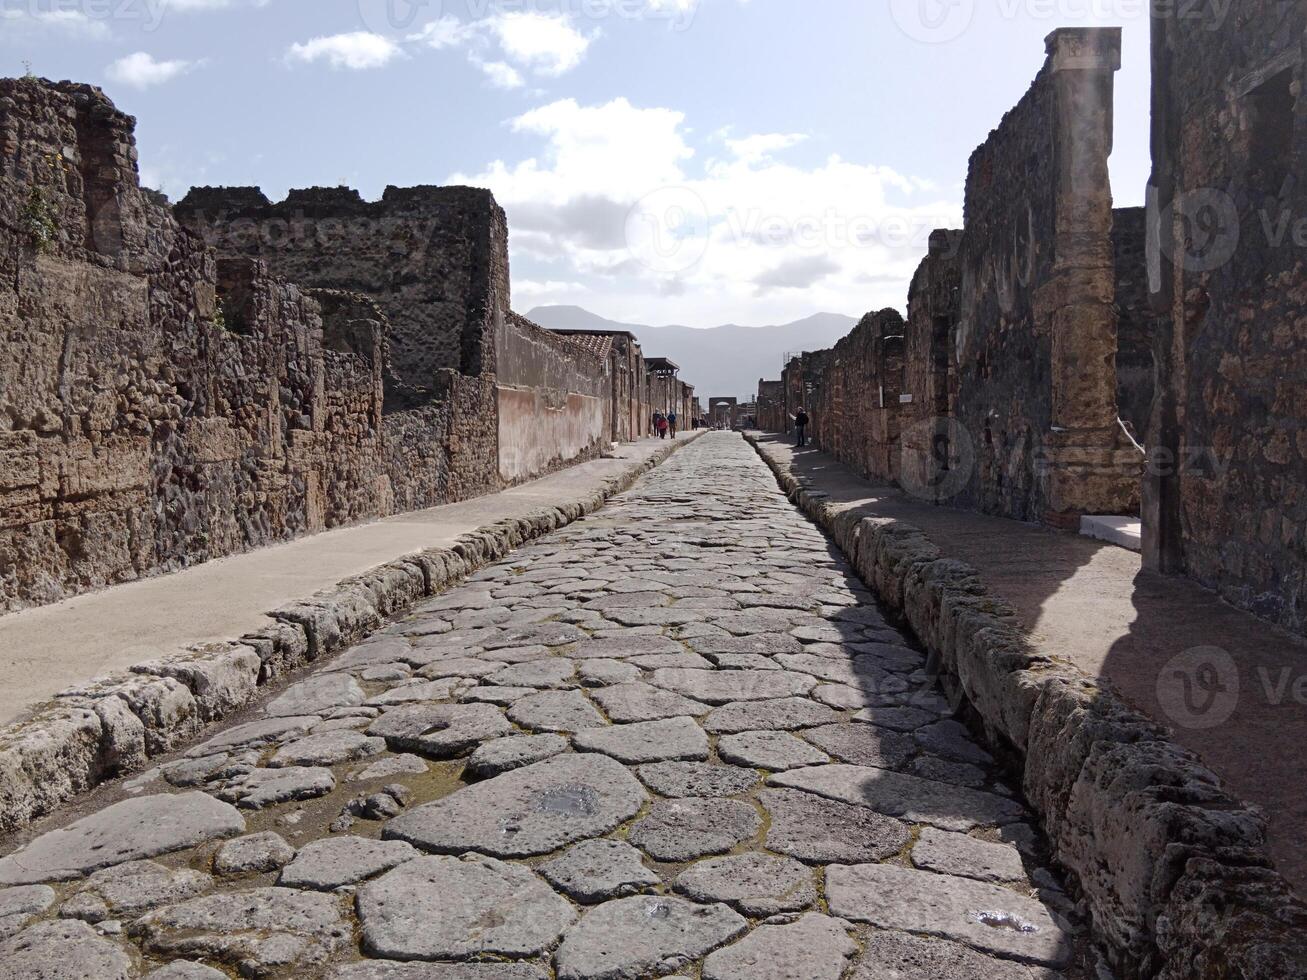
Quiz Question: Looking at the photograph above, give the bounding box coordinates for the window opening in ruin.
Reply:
[1247,68,1296,200]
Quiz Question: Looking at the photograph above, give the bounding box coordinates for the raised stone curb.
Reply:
[0,434,703,837]
[744,432,1307,980]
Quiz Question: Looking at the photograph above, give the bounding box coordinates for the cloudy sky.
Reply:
[4,0,1153,326]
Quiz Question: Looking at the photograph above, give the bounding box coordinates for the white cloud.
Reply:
[0,9,111,40]
[407,16,475,50]
[106,52,204,89]
[470,55,524,90]
[453,96,960,326]
[286,32,401,70]
[485,11,593,77]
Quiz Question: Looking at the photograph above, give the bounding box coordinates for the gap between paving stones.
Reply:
[743,431,1307,980]
[0,434,704,838]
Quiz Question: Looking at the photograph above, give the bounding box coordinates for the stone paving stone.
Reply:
[589,682,708,722]
[800,722,916,769]
[702,697,840,734]
[916,719,996,765]
[214,833,296,875]
[628,798,761,861]
[577,659,643,686]
[849,930,1060,980]
[508,690,608,732]
[911,756,990,788]
[132,886,353,974]
[717,731,830,771]
[569,636,684,659]
[769,764,1025,832]
[385,754,647,858]
[329,963,549,980]
[758,788,911,864]
[554,895,747,980]
[366,703,516,757]
[573,716,708,764]
[484,623,590,649]
[701,912,857,980]
[826,863,1073,967]
[271,730,387,768]
[279,836,419,891]
[0,919,135,980]
[187,716,320,756]
[460,685,538,705]
[358,855,575,960]
[636,762,760,798]
[487,659,577,689]
[465,734,570,779]
[366,678,473,707]
[687,634,805,657]
[266,674,366,717]
[350,754,429,782]
[144,962,229,979]
[0,793,245,885]
[674,853,816,916]
[70,860,214,918]
[217,766,336,809]
[414,657,502,679]
[649,668,816,704]
[0,885,54,940]
[539,839,660,903]
[912,827,1028,883]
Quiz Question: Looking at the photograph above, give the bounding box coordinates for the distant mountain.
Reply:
[525,305,859,402]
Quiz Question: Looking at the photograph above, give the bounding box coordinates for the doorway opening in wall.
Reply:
[1247,67,1296,200]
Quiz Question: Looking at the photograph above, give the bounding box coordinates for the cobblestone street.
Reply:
[0,433,1086,979]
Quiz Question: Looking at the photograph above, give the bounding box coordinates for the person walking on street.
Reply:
[794,407,810,447]
[668,411,678,437]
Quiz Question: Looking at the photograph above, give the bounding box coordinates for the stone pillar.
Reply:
[1040,28,1142,524]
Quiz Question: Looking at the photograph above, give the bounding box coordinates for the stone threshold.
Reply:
[0,433,704,838]
[742,432,1307,980]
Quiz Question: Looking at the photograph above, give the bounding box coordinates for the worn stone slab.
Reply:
[577,660,643,687]
[358,854,575,960]
[280,836,419,891]
[702,912,857,980]
[800,723,915,770]
[718,731,829,771]
[366,703,515,757]
[483,623,590,649]
[271,730,386,768]
[849,929,1058,980]
[214,833,296,875]
[573,717,708,764]
[0,793,244,884]
[649,668,815,705]
[590,683,708,723]
[702,697,840,734]
[912,827,1028,883]
[366,678,472,707]
[826,863,1073,967]
[636,762,760,799]
[460,686,537,706]
[144,962,230,980]
[74,860,213,918]
[674,853,815,916]
[218,766,335,809]
[759,788,911,864]
[351,754,429,782]
[414,658,501,680]
[265,674,365,718]
[539,839,660,904]
[330,964,549,980]
[555,895,747,980]
[465,734,570,779]
[0,919,134,980]
[687,634,804,657]
[768,765,1024,832]
[187,716,320,757]
[628,798,761,862]
[486,659,577,689]
[385,753,646,858]
[132,886,352,973]
[508,690,607,733]
[569,636,684,660]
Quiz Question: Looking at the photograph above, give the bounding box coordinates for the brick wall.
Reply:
[1147,2,1307,634]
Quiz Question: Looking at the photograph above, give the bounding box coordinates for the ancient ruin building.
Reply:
[1147,1,1307,633]
[756,379,785,432]
[552,328,652,442]
[0,79,691,613]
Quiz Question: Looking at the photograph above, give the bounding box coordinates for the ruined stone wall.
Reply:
[757,380,785,432]
[901,230,963,501]
[1111,208,1159,443]
[955,29,1140,526]
[1147,3,1307,635]
[801,309,906,485]
[495,313,610,483]
[0,81,417,611]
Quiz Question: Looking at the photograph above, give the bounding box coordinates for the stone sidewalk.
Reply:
[0,434,699,728]
[0,433,1091,979]
[747,432,1307,898]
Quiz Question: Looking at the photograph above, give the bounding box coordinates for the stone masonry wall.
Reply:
[1147,2,1307,636]
[1112,207,1160,443]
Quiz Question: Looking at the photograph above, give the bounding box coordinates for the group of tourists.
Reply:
[651,410,678,439]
